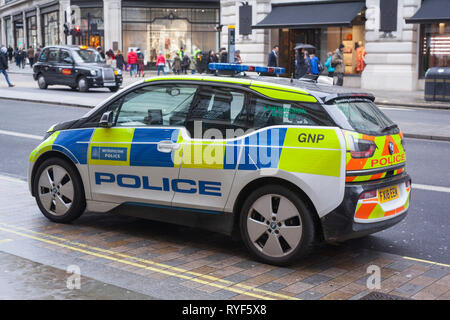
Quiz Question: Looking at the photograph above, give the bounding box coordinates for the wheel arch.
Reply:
[30,150,84,198]
[231,177,324,241]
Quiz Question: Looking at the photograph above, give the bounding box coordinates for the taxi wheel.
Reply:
[77,77,89,92]
[240,185,315,266]
[38,74,47,89]
[33,157,86,223]
[109,86,120,92]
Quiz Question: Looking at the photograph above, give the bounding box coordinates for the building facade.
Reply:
[0,0,221,67]
[220,0,450,91]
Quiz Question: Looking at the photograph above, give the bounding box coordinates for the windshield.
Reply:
[73,49,105,63]
[325,99,398,136]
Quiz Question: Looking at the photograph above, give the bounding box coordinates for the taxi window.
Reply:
[115,84,198,127]
[47,49,59,63]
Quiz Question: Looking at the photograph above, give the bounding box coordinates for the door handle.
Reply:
[157,141,181,153]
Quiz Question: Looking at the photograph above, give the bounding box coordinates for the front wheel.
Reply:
[240,185,316,266]
[109,86,120,92]
[37,74,47,89]
[33,157,86,223]
[77,77,89,92]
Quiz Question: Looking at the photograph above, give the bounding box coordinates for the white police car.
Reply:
[28,64,411,265]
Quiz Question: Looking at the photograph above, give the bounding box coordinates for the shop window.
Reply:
[420,23,450,78]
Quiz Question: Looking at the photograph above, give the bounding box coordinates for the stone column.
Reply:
[361,0,421,91]
[104,0,121,51]
[23,11,28,49]
[1,17,6,46]
[36,6,42,47]
[59,0,70,45]
[220,0,271,66]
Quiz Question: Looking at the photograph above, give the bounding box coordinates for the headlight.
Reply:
[114,69,122,76]
[90,70,97,76]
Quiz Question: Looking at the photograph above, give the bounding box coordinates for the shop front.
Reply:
[13,14,24,48]
[26,11,38,49]
[41,3,60,46]
[253,1,366,79]
[122,1,219,69]
[406,0,450,79]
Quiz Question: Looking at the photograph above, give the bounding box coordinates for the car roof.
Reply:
[143,74,375,104]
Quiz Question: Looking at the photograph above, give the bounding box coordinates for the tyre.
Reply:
[37,74,47,89]
[33,157,86,223]
[240,184,316,266]
[77,77,89,92]
[109,86,120,92]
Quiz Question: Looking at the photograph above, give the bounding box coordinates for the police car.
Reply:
[28,63,411,265]
[33,45,123,92]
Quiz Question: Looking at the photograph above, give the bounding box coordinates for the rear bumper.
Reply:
[321,173,411,242]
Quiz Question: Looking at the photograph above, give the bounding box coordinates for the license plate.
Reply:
[103,82,115,87]
[378,185,400,203]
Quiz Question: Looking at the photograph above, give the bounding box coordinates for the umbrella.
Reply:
[294,43,316,50]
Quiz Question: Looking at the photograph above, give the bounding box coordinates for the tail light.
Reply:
[359,190,377,200]
[349,136,377,158]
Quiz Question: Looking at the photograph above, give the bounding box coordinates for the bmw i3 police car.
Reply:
[28,63,411,265]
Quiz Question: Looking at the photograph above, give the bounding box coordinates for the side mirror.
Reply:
[99,111,114,128]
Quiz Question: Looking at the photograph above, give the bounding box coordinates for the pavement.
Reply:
[1,65,449,142]
[0,175,449,300]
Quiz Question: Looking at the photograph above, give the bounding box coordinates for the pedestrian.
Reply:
[172,52,181,75]
[324,51,335,78]
[97,46,105,59]
[234,50,242,64]
[7,46,13,62]
[355,41,366,74]
[304,50,311,74]
[294,49,307,79]
[207,50,217,74]
[182,54,190,74]
[14,48,20,67]
[136,48,145,77]
[127,48,138,77]
[309,52,320,75]
[27,46,35,67]
[331,44,345,86]
[34,45,42,64]
[156,51,166,76]
[115,50,125,71]
[268,45,278,67]
[0,46,14,87]
[219,47,228,63]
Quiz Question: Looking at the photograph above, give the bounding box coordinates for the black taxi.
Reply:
[33,45,123,92]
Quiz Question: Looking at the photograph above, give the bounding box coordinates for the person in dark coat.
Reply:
[7,46,13,62]
[0,47,14,87]
[295,48,307,79]
[268,45,279,67]
[115,50,125,70]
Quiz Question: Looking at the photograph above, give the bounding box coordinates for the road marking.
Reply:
[403,256,450,268]
[0,129,42,141]
[413,183,450,193]
[0,239,12,244]
[0,223,299,300]
[0,175,27,184]
[379,107,413,112]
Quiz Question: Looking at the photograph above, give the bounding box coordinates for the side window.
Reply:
[47,48,59,63]
[186,86,249,138]
[39,48,49,62]
[115,84,198,127]
[59,50,71,63]
[248,95,334,128]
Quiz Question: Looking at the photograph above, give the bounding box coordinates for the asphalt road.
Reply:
[0,99,449,264]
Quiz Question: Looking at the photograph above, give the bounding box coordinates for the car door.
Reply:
[88,83,198,207]
[58,49,76,86]
[44,47,60,84]
[173,85,250,212]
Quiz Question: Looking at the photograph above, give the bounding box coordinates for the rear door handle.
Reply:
[157,140,181,153]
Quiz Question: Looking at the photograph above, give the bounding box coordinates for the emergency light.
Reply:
[208,63,285,75]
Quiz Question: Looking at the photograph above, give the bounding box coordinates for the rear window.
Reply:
[324,99,398,135]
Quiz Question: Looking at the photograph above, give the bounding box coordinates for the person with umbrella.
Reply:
[294,44,315,79]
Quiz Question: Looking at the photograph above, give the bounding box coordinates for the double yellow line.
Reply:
[0,223,299,300]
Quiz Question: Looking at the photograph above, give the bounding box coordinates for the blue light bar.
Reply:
[208,63,285,75]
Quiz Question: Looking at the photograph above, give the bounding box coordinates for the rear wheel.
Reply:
[33,157,86,223]
[37,74,47,89]
[240,185,316,266]
[77,77,89,92]
[109,86,120,92]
